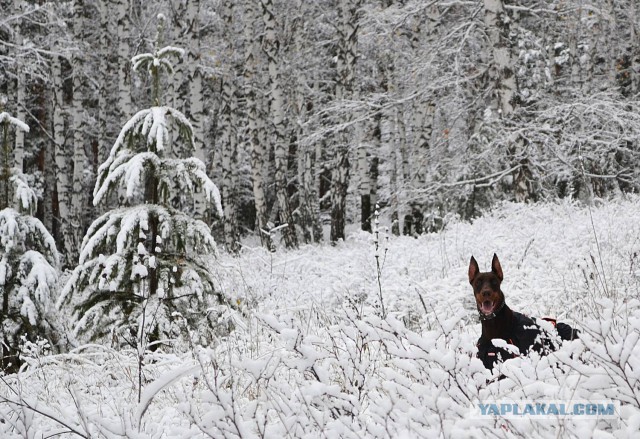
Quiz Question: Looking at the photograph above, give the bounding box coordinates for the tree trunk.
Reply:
[358,121,371,233]
[330,150,349,243]
[168,0,187,120]
[397,110,412,235]
[52,56,73,267]
[220,77,239,254]
[367,115,381,233]
[380,105,398,236]
[261,0,298,249]
[293,12,322,244]
[187,0,207,219]
[243,0,273,251]
[568,9,582,91]
[483,0,518,116]
[631,1,640,96]
[116,0,132,123]
[97,0,111,165]
[389,116,400,237]
[13,0,25,175]
[414,102,434,186]
[1,120,9,210]
[220,1,240,254]
[70,0,86,261]
[330,0,361,243]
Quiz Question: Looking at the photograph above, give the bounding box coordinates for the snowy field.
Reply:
[1,197,640,438]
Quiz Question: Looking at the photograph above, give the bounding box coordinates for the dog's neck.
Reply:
[480,303,514,341]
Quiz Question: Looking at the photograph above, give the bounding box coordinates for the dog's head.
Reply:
[469,254,505,317]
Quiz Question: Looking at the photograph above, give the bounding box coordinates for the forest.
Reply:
[1,0,639,359]
[0,1,639,436]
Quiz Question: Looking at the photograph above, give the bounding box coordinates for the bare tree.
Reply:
[261,0,298,249]
[483,0,518,117]
[12,0,25,173]
[220,0,240,253]
[52,56,74,268]
[330,0,362,244]
[242,0,273,251]
[116,0,132,123]
[70,0,87,262]
[186,0,208,219]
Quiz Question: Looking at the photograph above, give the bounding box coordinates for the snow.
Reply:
[0,111,30,133]
[5,197,640,437]
[10,173,38,213]
[492,338,521,355]
[132,262,148,279]
[0,209,59,327]
[91,106,222,220]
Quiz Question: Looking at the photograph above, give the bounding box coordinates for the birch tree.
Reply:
[631,1,640,95]
[330,0,362,243]
[70,0,86,262]
[290,4,323,243]
[97,0,113,163]
[184,0,208,220]
[12,0,25,173]
[116,0,132,123]
[261,0,298,249]
[483,0,518,117]
[52,56,74,268]
[243,0,273,251]
[219,0,240,253]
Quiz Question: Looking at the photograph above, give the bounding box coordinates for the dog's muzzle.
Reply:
[478,300,505,321]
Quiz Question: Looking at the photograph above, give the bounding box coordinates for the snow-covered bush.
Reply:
[2,197,640,436]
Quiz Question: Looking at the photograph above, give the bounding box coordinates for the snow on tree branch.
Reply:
[0,112,30,133]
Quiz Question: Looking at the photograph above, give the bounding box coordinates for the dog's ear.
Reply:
[491,253,503,282]
[469,256,479,284]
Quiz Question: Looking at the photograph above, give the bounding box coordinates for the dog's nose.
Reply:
[481,290,491,297]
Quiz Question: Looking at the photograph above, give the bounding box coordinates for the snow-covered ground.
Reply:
[2,197,639,437]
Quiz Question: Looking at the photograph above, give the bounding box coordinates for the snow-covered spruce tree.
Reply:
[0,111,59,372]
[57,40,224,348]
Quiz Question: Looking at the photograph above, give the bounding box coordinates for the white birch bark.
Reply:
[414,102,434,185]
[356,121,371,232]
[330,0,361,243]
[13,0,25,172]
[70,0,86,261]
[186,0,203,154]
[220,77,239,253]
[116,0,132,123]
[220,0,239,252]
[261,0,298,249]
[293,9,322,243]
[1,119,9,210]
[185,0,207,219]
[569,9,582,90]
[53,56,73,267]
[631,1,639,95]
[397,111,411,235]
[381,107,398,236]
[242,0,273,250]
[168,0,187,115]
[483,0,518,116]
[97,0,111,164]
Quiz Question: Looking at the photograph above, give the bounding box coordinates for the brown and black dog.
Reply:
[469,254,578,370]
